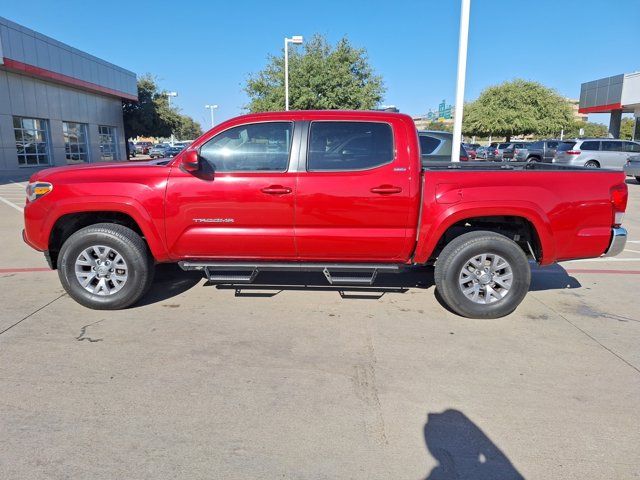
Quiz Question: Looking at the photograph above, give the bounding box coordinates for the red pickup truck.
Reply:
[22,111,628,318]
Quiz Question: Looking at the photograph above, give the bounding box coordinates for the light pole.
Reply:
[205,104,218,128]
[284,35,303,111]
[166,91,178,145]
[451,0,471,162]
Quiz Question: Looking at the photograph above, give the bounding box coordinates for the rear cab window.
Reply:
[307,121,394,171]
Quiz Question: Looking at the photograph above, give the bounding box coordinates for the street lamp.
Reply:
[205,104,218,128]
[166,91,178,145]
[284,35,303,111]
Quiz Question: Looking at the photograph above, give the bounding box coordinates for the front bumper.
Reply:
[603,227,627,257]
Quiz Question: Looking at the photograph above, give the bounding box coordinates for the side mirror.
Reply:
[181,150,200,172]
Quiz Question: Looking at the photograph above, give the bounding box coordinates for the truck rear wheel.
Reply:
[57,223,154,310]
[434,231,531,319]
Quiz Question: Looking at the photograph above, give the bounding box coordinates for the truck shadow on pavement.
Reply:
[134,262,580,306]
[424,409,524,480]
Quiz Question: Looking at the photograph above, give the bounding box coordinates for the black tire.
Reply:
[526,157,539,163]
[434,231,531,319]
[636,176,640,183]
[584,160,600,168]
[57,223,154,310]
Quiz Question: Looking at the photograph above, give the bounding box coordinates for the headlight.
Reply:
[26,182,53,202]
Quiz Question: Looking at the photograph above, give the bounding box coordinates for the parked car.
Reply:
[494,143,513,161]
[135,142,153,155]
[463,143,480,160]
[148,144,170,158]
[624,154,640,183]
[503,142,531,162]
[525,140,561,163]
[22,111,628,319]
[475,146,495,161]
[419,131,469,162]
[164,146,184,158]
[554,139,640,169]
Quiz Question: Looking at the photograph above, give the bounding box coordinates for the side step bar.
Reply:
[178,261,402,286]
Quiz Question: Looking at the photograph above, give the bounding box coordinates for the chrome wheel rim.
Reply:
[75,245,128,296]
[458,253,513,304]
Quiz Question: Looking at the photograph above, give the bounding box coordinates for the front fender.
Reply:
[41,196,170,262]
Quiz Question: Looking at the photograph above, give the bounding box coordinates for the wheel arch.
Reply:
[414,205,555,265]
[46,201,169,268]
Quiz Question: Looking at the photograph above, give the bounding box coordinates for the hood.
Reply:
[30,159,172,182]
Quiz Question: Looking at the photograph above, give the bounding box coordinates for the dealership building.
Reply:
[0,16,137,179]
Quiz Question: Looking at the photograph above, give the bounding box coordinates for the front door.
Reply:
[294,120,417,262]
[164,121,298,260]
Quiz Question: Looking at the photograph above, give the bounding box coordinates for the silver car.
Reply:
[624,154,640,182]
[495,142,512,161]
[554,139,640,169]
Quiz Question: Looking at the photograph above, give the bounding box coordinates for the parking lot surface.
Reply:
[1,177,639,479]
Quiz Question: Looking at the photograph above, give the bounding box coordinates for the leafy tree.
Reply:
[420,121,453,132]
[174,115,203,140]
[244,35,385,112]
[122,74,179,140]
[619,117,634,140]
[561,121,609,139]
[462,80,574,141]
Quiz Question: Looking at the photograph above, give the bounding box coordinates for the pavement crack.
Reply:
[76,320,104,342]
[0,293,67,337]
[352,325,389,448]
[532,295,640,375]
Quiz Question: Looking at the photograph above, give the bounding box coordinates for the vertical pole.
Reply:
[284,38,289,111]
[168,96,174,146]
[451,0,471,162]
[210,108,214,128]
[560,129,564,141]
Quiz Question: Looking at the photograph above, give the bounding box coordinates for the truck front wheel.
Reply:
[57,223,154,310]
[434,231,531,319]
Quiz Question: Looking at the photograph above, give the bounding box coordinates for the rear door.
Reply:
[601,140,627,169]
[295,119,416,261]
[164,121,299,259]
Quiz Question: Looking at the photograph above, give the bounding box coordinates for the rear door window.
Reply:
[580,141,600,151]
[623,141,640,152]
[419,135,442,155]
[307,122,394,171]
[602,140,622,151]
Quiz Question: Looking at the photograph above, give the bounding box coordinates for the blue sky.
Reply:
[3,0,639,128]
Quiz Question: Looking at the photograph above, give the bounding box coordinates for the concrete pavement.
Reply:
[0,178,639,479]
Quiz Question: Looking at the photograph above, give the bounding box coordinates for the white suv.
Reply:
[554,139,640,169]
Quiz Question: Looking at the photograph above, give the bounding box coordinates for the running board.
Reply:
[179,261,402,286]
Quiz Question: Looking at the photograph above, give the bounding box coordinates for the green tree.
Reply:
[174,115,203,140]
[619,117,634,140]
[122,74,180,140]
[462,80,574,141]
[244,35,385,112]
[561,121,609,139]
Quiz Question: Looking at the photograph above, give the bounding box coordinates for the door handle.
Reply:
[370,185,402,195]
[261,185,292,195]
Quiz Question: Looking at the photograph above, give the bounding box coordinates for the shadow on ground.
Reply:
[424,409,524,480]
[133,262,580,307]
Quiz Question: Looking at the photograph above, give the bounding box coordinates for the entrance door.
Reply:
[165,121,297,259]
